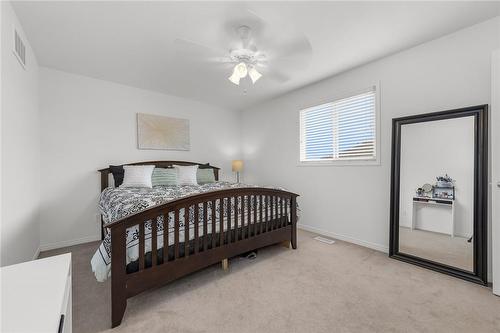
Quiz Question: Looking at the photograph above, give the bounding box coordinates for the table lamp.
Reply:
[232,160,243,183]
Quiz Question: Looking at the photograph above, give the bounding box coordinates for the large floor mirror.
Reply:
[390,105,488,285]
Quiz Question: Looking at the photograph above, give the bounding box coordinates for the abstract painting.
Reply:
[137,113,190,150]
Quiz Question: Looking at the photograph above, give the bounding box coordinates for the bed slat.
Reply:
[163,213,168,263]
[291,196,297,248]
[227,197,232,243]
[269,196,273,231]
[220,198,225,246]
[174,210,180,259]
[273,196,278,230]
[265,195,269,232]
[244,196,248,239]
[235,196,239,241]
[274,196,278,229]
[253,195,257,237]
[260,195,264,234]
[184,206,189,258]
[280,197,285,228]
[211,200,216,249]
[203,202,208,251]
[270,196,274,231]
[251,196,254,237]
[151,218,157,267]
[194,203,199,254]
[138,222,145,270]
[269,195,273,231]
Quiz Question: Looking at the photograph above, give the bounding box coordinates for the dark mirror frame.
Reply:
[389,105,488,285]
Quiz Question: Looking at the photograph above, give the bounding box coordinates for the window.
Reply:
[299,87,377,163]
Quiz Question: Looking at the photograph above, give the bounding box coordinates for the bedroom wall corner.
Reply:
[1,1,40,266]
[38,68,242,248]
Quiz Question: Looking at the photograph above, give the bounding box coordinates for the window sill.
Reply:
[297,159,380,167]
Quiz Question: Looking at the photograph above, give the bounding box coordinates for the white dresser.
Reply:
[1,253,72,333]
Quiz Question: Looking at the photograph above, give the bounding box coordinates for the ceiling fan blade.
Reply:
[257,66,291,83]
[256,38,312,81]
[270,37,312,62]
[221,8,268,50]
[173,38,232,64]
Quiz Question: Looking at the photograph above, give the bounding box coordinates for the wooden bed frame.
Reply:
[98,161,298,328]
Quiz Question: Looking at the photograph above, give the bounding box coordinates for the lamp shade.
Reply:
[248,66,262,83]
[228,66,241,85]
[232,160,243,172]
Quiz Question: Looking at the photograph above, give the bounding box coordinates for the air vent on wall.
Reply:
[13,28,26,69]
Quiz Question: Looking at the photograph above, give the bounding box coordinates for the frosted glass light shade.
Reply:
[248,67,262,83]
[228,66,241,85]
[228,63,261,85]
[235,62,248,77]
[232,160,243,172]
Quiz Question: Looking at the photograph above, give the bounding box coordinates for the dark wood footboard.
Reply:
[106,187,298,328]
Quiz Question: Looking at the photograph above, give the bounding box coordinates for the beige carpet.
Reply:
[399,227,473,271]
[39,230,500,333]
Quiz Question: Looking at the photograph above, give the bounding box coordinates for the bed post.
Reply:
[291,196,298,249]
[111,224,127,328]
[100,169,110,240]
[100,169,109,192]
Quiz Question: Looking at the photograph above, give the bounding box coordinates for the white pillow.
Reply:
[173,165,198,185]
[120,165,155,188]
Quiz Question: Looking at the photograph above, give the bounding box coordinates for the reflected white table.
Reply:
[411,196,455,237]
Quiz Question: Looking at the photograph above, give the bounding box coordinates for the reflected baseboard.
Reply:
[399,225,470,239]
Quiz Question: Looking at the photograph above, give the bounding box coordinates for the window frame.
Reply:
[298,84,381,167]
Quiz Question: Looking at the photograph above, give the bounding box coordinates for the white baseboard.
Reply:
[32,246,41,260]
[40,234,101,252]
[298,223,389,253]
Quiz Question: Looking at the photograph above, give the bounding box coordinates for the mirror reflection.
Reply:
[398,116,474,272]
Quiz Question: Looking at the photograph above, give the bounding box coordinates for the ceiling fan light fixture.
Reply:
[228,68,241,85]
[236,62,248,78]
[248,67,262,83]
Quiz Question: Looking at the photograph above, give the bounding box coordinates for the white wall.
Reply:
[241,17,500,256]
[399,117,474,237]
[491,49,500,295]
[38,68,241,249]
[1,2,40,266]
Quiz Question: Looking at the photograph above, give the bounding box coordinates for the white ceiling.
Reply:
[12,1,500,110]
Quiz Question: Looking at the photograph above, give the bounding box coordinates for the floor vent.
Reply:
[13,28,26,69]
[313,236,336,244]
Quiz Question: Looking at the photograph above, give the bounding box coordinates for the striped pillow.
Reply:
[197,168,215,184]
[151,168,178,186]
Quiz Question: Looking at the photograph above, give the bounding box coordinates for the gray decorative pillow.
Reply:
[197,168,215,184]
[151,168,178,186]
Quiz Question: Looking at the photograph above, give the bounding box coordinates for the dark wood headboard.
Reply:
[98,161,220,191]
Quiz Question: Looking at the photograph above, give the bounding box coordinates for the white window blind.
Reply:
[300,88,377,162]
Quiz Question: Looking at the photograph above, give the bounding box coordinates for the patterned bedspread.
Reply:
[91,182,289,282]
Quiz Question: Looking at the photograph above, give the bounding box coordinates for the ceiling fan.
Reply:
[173,9,312,87]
